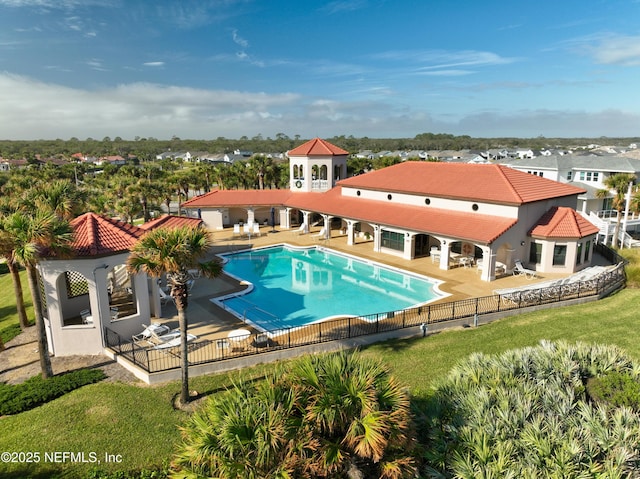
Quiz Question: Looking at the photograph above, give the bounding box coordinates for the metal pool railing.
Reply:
[104,261,627,374]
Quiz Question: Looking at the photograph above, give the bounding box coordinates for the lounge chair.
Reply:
[312,227,326,239]
[152,330,198,350]
[232,223,241,237]
[513,260,537,279]
[243,223,252,236]
[133,323,170,342]
[252,222,261,236]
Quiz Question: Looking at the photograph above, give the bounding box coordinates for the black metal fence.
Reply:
[104,261,627,374]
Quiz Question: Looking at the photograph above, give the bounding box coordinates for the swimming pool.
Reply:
[213,244,447,332]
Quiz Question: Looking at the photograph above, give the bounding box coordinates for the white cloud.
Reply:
[589,35,640,66]
[0,72,638,141]
[143,61,165,67]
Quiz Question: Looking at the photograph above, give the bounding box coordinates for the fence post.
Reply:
[348,317,351,338]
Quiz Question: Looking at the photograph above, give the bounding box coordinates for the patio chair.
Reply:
[232,224,241,237]
[243,223,252,236]
[252,222,261,236]
[152,330,198,350]
[312,227,326,238]
[513,260,537,279]
[133,322,170,343]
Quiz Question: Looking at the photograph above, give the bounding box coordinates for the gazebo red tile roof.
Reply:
[338,162,586,205]
[288,137,348,156]
[529,207,600,238]
[70,213,145,257]
[139,214,203,230]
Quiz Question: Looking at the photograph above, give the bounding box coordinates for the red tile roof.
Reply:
[338,162,586,205]
[286,187,516,243]
[70,213,145,257]
[288,137,349,156]
[529,207,599,238]
[139,214,203,231]
[183,189,293,208]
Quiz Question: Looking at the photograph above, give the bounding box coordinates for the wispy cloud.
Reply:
[231,28,248,48]
[320,0,368,15]
[588,34,640,66]
[143,61,165,67]
[0,0,116,9]
[86,58,107,71]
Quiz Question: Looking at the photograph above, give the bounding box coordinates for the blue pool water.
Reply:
[215,245,446,331]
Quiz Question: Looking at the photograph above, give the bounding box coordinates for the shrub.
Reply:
[0,368,106,415]
[421,341,640,478]
[587,370,640,410]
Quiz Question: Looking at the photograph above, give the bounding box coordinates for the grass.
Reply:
[0,269,34,344]
[1,257,639,477]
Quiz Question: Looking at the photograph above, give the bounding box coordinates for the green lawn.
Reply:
[1,250,640,477]
[0,269,33,344]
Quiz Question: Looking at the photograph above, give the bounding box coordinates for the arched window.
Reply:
[334,164,342,180]
[293,165,299,179]
[299,164,304,179]
[320,165,328,180]
[312,165,319,180]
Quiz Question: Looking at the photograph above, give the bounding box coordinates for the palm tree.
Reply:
[596,173,636,248]
[5,211,73,379]
[126,226,222,404]
[0,223,30,331]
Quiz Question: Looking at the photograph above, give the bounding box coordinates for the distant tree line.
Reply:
[1,132,639,160]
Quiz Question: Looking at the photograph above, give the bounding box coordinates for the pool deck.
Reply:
[152,224,597,345]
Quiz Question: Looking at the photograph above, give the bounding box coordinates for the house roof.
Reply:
[501,154,640,173]
[288,137,348,157]
[286,187,517,243]
[529,207,599,239]
[70,213,145,257]
[139,214,203,231]
[183,189,293,208]
[337,162,586,205]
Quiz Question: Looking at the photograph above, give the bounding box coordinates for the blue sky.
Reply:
[1,0,639,140]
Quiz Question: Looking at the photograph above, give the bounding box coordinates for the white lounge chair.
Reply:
[312,227,326,238]
[232,224,241,237]
[152,330,198,350]
[133,323,170,342]
[252,222,261,236]
[513,260,537,279]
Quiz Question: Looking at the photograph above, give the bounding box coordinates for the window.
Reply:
[576,242,583,265]
[593,172,599,182]
[553,244,567,266]
[381,230,404,251]
[567,171,573,181]
[579,171,585,181]
[529,242,542,264]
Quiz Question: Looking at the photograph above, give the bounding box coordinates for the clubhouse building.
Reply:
[184,138,598,282]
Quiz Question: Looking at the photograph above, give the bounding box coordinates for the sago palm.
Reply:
[127,226,222,404]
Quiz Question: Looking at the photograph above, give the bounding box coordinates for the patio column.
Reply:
[439,240,451,270]
[246,207,256,226]
[346,220,356,246]
[481,251,497,282]
[301,211,310,234]
[403,232,414,260]
[373,225,382,252]
[282,208,292,229]
[321,214,332,239]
